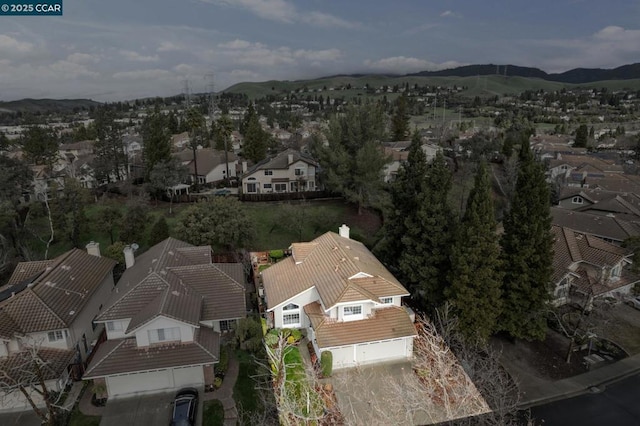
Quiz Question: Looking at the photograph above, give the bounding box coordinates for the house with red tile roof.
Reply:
[0,243,116,411]
[551,225,640,307]
[261,225,416,370]
[84,237,246,399]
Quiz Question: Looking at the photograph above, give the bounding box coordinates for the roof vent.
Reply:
[69,310,75,316]
[171,290,180,296]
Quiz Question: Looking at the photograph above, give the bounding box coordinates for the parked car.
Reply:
[627,296,640,310]
[170,388,198,426]
[214,188,231,196]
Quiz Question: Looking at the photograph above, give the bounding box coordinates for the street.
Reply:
[530,374,640,425]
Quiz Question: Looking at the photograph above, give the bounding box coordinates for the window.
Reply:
[572,196,583,204]
[263,183,272,189]
[275,183,287,192]
[611,264,622,278]
[220,320,234,332]
[246,183,257,193]
[380,297,393,304]
[148,327,181,344]
[48,330,64,342]
[308,181,315,189]
[343,305,362,316]
[282,303,300,327]
[295,168,304,176]
[264,170,273,176]
[106,321,123,332]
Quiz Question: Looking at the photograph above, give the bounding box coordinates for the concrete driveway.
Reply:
[0,410,40,426]
[100,391,175,426]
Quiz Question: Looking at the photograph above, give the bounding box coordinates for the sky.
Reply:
[1,0,639,102]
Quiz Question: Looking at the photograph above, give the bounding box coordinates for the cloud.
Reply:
[120,50,159,62]
[202,0,360,28]
[215,39,343,68]
[113,69,172,80]
[364,56,462,74]
[157,41,182,52]
[230,69,260,79]
[217,39,252,49]
[440,10,461,18]
[66,52,101,64]
[293,48,343,62]
[0,34,36,55]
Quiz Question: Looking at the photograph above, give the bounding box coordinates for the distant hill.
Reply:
[408,63,640,84]
[0,98,101,115]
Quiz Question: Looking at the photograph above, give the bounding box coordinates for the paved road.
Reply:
[531,373,640,425]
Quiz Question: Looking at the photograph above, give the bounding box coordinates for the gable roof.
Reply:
[0,249,116,339]
[98,237,246,328]
[550,208,640,243]
[262,232,409,311]
[244,148,318,176]
[174,148,237,176]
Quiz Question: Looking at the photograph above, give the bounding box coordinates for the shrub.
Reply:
[320,350,333,377]
[234,317,264,353]
[213,377,223,389]
[217,345,229,376]
[269,249,284,261]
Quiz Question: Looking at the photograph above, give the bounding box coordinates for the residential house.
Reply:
[171,132,190,151]
[551,208,640,245]
[382,147,409,183]
[242,149,319,194]
[551,225,639,306]
[0,243,116,411]
[58,140,94,161]
[84,237,246,399]
[261,225,416,370]
[175,148,238,186]
[556,187,640,222]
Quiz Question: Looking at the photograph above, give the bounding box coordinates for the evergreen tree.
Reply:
[242,111,267,163]
[149,216,169,246]
[574,124,589,148]
[399,152,454,309]
[93,107,127,183]
[142,106,171,179]
[391,94,410,141]
[378,131,427,269]
[50,179,90,248]
[119,202,149,245]
[446,162,502,343]
[20,126,59,169]
[500,141,553,341]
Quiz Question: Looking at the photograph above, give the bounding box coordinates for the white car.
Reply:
[627,296,640,310]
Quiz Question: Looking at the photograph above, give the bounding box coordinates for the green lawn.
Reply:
[67,406,101,426]
[202,399,225,426]
[233,350,261,422]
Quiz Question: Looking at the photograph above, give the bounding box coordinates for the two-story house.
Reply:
[175,148,238,186]
[551,225,640,307]
[0,243,115,411]
[242,149,319,194]
[261,225,416,370]
[84,237,246,399]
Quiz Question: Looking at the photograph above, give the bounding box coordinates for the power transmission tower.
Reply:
[183,79,191,109]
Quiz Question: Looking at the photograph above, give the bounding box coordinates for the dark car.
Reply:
[170,388,198,426]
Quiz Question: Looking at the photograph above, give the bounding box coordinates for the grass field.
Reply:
[202,399,225,426]
[233,350,261,423]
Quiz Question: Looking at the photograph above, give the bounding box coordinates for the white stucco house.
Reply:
[84,237,246,399]
[0,243,116,411]
[242,149,319,194]
[175,148,238,185]
[261,225,416,370]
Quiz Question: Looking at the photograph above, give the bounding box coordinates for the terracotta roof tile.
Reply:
[304,303,416,348]
[84,327,219,378]
[5,260,52,286]
[0,347,75,386]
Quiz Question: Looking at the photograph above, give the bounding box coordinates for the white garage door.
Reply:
[326,346,355,369]
[107,370,173,397]
[356,338,406,365]
[173,366,204,388]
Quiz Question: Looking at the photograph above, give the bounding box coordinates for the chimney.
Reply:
[288,153,294,165]
[86,241,101,257]
[123,246,135,269]
[338,224,350,239]
[242,161,247,173]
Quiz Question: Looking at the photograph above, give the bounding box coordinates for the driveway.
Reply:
[0,410,40,426]
[100,391,175,426]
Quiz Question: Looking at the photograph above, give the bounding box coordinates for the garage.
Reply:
[106,366,204,398]
[325,337,413,369]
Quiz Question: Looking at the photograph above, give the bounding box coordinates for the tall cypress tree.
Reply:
[378,131,427,271]
[446,161,502,343]
[399,151,454,310]
[500,140,553,341]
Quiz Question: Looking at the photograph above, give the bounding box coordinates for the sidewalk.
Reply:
[518,352,640,408]
[204,353,239,426]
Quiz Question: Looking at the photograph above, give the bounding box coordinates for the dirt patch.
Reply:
[342,204,383,238]
[601,303,640,354]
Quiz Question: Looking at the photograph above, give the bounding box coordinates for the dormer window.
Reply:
[264,170,273,176]
[295,168,304,176]
[48,330,64,342]
[343,305,363,321]
[380,297,393,304]
[611,264,621,278]
[572,196,583,204]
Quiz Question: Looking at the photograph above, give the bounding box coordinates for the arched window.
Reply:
[282,303,300,327]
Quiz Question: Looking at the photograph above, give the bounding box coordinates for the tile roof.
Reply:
[304,303,416,348]
[244,148,318,176]
[262,232,409,310]
[175,148,237,176]
[0,249,115,337]
[550,208,640,243]
[551,225,638,294]
[84,327,220,379]
[98,238,246,327]
[0,347,75,387]
[5,260,52,286]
